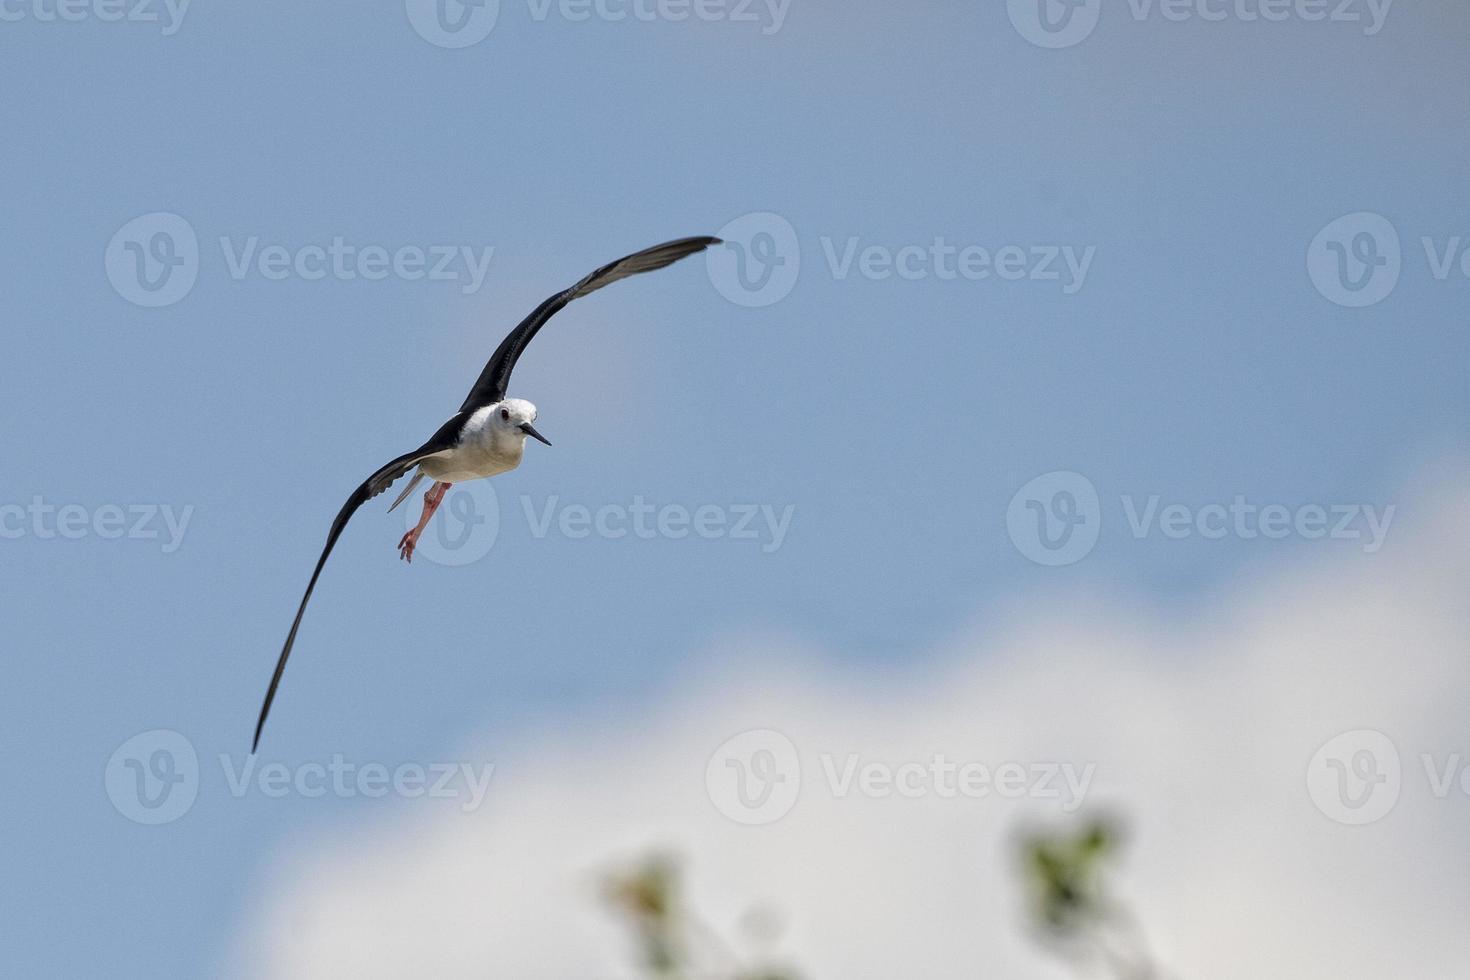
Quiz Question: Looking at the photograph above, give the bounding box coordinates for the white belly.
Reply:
[417,408,525,483]
[419,442,522,483]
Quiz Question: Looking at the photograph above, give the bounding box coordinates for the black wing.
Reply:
[459,236,721,413]
[252,415,467,752]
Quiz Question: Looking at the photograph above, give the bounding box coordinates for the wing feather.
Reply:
[252,415,466,751]
[458,236,720,412]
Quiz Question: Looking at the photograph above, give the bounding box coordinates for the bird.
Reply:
[252,235,721,751]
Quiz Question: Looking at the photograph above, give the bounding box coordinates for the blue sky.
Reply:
[3,2,1468,977]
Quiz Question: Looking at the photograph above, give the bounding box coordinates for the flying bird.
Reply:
[252,236,721,751]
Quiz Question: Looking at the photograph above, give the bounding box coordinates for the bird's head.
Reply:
[494,398,551,447]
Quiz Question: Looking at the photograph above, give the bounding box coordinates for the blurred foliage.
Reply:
[1018,815,1170,980]
[603,853,801,980]
[1021,815,1121,934]
[603,816,1169,980]
[604,854,684,977]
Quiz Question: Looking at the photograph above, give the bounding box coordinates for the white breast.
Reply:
[419,408,524,483]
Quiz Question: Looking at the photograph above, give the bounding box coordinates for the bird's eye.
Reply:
[500,408,510,421]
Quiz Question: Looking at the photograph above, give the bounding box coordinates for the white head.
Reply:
[492,398,551,447]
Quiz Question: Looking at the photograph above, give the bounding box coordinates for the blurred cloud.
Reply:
[236,463,1470,979]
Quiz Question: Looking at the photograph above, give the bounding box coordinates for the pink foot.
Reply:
[397,481,450,565]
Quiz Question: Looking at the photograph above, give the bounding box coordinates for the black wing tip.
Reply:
[670,235,722,252]
[641,235,722,257]
[622,235,723,272]
[252,709,268,753]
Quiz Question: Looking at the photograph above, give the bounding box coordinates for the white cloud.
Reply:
[235,472,1470,980]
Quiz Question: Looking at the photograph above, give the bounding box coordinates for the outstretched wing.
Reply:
[459,236,721,412]
[252,415,465,752]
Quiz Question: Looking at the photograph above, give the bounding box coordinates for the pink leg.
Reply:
[398,481,452,563]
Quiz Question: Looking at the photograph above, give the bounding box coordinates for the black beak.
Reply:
[520,422,552,447]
